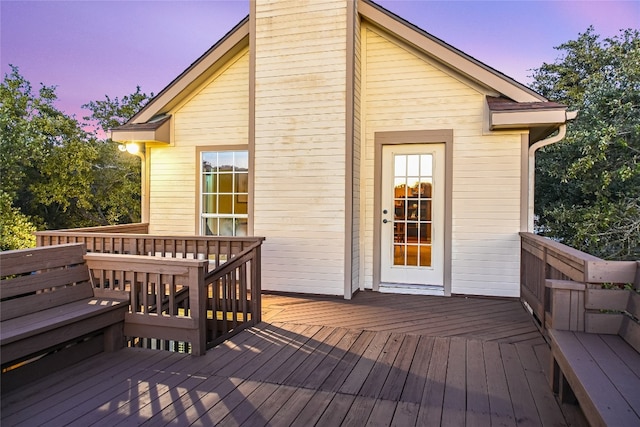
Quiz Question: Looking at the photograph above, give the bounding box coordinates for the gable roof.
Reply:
[113,0,566,142]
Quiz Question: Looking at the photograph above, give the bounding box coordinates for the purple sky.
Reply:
[2,0,639,125]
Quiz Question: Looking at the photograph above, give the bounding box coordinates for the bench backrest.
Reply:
[621,291,640,353]
[584,287,640,353]
[0,243,93,321]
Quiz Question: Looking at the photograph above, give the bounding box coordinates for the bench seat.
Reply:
[1,297,128,363]
[550,329,640,426]
[1,244,129,391]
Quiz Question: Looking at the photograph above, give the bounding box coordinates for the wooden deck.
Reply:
[2,292,583,426]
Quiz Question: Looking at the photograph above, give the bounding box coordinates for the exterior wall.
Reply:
[361,24,524,297]
[148,49,249,235]
[253,0,349,295]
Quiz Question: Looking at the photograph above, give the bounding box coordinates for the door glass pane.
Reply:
[407,155,419,176]
[419,245,432,267]
[406,245,418,266]
[392,152,433,267]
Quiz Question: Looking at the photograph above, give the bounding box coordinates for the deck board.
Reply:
[2,291,578,426]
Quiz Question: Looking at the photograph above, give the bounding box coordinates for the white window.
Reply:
[200,151,248,236]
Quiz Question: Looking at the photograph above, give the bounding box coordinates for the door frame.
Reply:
[373,129,453,295]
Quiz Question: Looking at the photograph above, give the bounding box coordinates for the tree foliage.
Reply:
[532,28,640,260]
[0,66,151,249]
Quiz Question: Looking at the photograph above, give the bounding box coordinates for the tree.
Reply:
[81,87,153,226]
[83,86,151,133]
[0,65,98,231]
[0,191,36,250]
[532,28,640,260]
[0,66,151,248]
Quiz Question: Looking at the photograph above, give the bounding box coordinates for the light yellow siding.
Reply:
[254,0,348,295]
[362,25,524,297]
[148,49,249,235]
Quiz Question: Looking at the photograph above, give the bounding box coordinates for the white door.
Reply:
[380,144,445,288]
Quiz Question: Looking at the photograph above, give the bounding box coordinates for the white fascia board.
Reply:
[490,110,567,130]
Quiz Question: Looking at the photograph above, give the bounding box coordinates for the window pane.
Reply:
[219,195,233,214]
[235,195,248,214]
[202,195,216,214]
[203,218,218,235]
[234,151,249,170]
[202,152,217,171]
[219,173,233,193]
[218,152,234,170]
[219,218,234,236]
[202,174,217,193]
[235,218,248,236]
[235,173,248,193]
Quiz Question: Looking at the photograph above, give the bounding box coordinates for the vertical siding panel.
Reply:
[254,0,349,295]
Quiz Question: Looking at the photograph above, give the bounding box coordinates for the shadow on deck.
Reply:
[1,292,585,426]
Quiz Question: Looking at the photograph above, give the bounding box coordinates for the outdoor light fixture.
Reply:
[118,142,142,156]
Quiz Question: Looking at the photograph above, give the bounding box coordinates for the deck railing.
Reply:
[36,225,264,355]
[35,226,262,269]
[520,232,639,330]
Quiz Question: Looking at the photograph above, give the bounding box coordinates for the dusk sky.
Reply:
[2,0,639,125]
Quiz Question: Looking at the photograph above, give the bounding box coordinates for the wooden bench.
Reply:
[546,279,640,426]
[1,243,129,391]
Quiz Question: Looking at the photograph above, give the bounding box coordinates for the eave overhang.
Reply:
[111,115,171,144]
[487,96,575,142]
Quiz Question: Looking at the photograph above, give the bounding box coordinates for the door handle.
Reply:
[383,219,389,224]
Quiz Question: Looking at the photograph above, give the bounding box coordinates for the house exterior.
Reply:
[112,0,573,299]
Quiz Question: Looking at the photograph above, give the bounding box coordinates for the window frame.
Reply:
[197,147,250,237]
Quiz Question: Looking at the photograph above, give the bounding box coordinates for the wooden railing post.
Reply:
[189,262,207,356]
[253,244,262,324]
[545,279,586,331]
